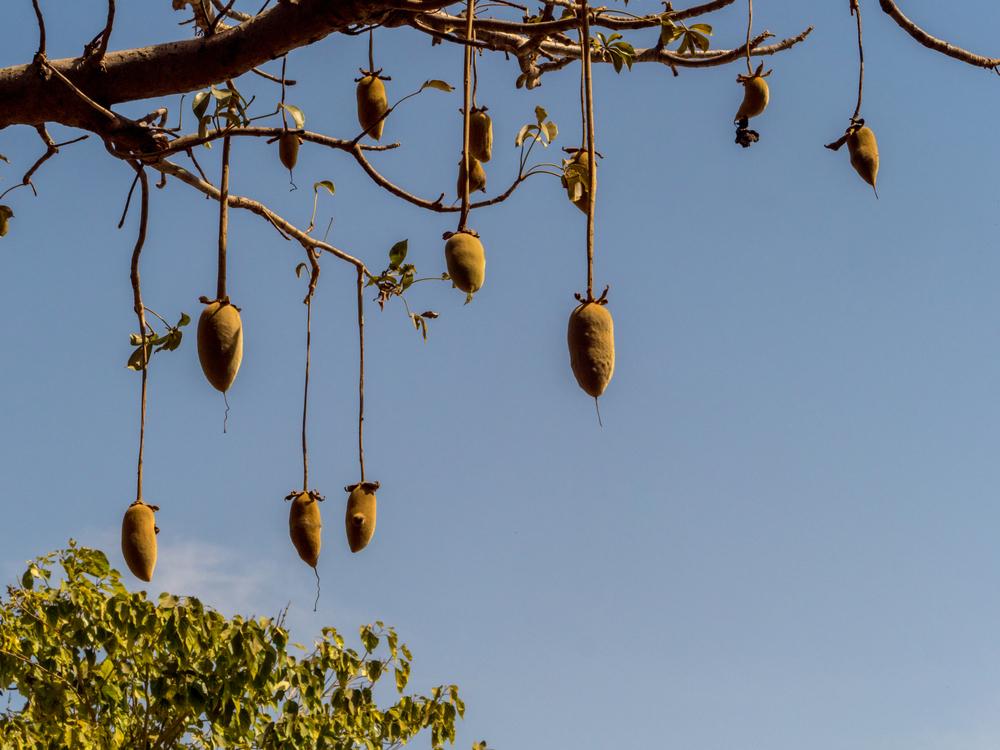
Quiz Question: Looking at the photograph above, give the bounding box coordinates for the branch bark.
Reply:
[878,0,1000,70]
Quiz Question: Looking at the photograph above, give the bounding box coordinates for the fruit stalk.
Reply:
[459,0,475,231]
[217,135,231,301]
[356,266,366,482]
[128,163,150,502]
[580,0,596,301]
[851,0,864,121]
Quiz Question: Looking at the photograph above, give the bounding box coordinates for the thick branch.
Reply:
[0,0,453,132]
[878,0,1000,70]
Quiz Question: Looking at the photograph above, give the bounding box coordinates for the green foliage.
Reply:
[126,311,190,371]
[659,20,712,53]
[515,106,558,148]
[0,544,474,749]
[593,33,635,73]
[365,240,444,340]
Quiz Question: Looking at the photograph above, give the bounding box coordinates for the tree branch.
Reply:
[877,0,1000,70]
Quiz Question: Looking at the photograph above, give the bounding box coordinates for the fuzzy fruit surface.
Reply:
[456,157,487,199]
[567,302,615,398]
[735,76,769,121]
[197,301,243,393]
[289,492,322,567]
[121,502,157,582]
[848,126,879,191]
[278,132,300,171]
[563,151,593,214]
[356,76,388,141]
[345,485,377,553]
[444,233,486,294]
[470,110,493,163]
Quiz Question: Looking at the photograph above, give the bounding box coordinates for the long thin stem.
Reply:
[217,135,231,300]
[128,164,150,502]
[368,27,375,71]
[458,0,475,231]
[851,0,864,120]
[745,0,753,74]
[301,293,312,491]
[356,267,366,482]
[580,0,596,300]
[31,0,45,59]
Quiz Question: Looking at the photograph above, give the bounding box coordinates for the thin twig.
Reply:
[877,0,1000,70]
[301,289,313,491]
[0,128,88,201]
[851,0,864,121]
[744,0,753,75]
[83,0,116,62]
[31,0,46,59]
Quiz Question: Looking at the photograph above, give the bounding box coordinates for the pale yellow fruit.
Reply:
[345,483,378,553]
[456,157,487,199]
[567,302,615,398]
[735,76,769,121]
[197,301,243,393]
[444,233,486,295]
[289,491,322,567]
[470,109,493,163]
[121,501,157,582]
[278,131,300,171]
[847,125,879,194]
[356,76,388,141]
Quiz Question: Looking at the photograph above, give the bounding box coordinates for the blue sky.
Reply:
[3,1,1000,748]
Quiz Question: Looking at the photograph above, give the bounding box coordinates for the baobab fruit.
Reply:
[289,491,322,567]
[356,75,388,141]
[470,108,493,163]
[444,231,486,295]
[345,482,378,553]
[121,501,158,582]
[197,300,243,392]
[278,131,300,171]
[847,125,879,196]
[735,75,769,122]
[456,157,487,199]
[562,150,593,214]
[567,301,615,398]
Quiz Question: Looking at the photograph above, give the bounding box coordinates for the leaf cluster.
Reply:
[593,33,636,73]
[659,20,713,53]
[0,545,473,749]
[126,311,190,371]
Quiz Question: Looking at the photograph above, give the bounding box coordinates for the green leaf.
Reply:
[313,180,335,196]
[192,91,212,120]
[515,123,537,147]
[388,240,408,269]
[690,23,713,34]
[421,79,454,92]
[177,312,191,327]
[280,103,306,130]
[534,105,548,125]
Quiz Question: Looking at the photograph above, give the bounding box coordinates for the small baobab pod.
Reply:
[847,125,879,197]
[197,299,243,392]
[345,482,379,553]
[735,75,770,122]
[567,299,615,398]
[356,75,389,141]
[121,500,158,582]
[288,491,323,568]
[456,157,487,200]
[444,231,486,295]
[561,150,594,214]
[278,131,300,172]
[470,107,493,163]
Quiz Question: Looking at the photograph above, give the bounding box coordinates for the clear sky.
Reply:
[3,1,1000,748]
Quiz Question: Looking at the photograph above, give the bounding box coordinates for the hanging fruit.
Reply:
[567,295,615,399]
[288,490,323,568]
[197,299,244,392]
[847,124,879,197]
[470,106,493,162]
[345,482,379,553]
[444,230,486,296]
[356,73,389,141]
[121,500,158,582]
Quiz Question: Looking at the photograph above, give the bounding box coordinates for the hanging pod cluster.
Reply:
[121,500,158,582]
[356,72,389,141]
[197,299,244,392]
